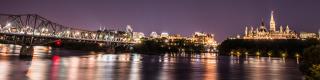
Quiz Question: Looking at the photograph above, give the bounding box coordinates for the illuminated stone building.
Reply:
[318,29,320,39]
[160,32,169,38]
[150,31,158,38]
[299,32,317,39]
[191,32,218,51]
[132,32,145,43]
[168,34,186,40]
[145,31,218,52]
[243,11,298,39]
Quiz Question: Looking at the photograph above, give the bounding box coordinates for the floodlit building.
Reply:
[160,32,169,38]
[191,32,218,47]
[145,31,218,52]
[243,11,298,39]
[318,29,320,39]
[168,34,185,40]
[300,32,317,39]
[150,31,158,38]
[190,32,218,52]
[133,32,145,43]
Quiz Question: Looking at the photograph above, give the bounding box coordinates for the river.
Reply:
[0,44,303,80]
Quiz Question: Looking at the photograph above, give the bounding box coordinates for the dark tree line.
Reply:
[133,38,205,54]
[300,45,320,80]
[218,38,320,57]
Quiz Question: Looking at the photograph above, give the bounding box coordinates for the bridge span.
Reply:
[0,14,135,57]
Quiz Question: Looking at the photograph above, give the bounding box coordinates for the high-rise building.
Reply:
[243,11,298,39]
[126,25,133,33]
[126,25,134,39]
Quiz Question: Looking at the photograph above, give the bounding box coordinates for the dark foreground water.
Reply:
[0,44,303,80]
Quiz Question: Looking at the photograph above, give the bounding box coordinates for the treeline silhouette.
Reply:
[300,45,320,79]
[218,38,320,57]
[133,38,205,54]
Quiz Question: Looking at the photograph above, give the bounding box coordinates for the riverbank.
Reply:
[218,39,320,58]
[133,38,216,54]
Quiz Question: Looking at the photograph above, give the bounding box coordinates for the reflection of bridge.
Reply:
[0,14,134,57]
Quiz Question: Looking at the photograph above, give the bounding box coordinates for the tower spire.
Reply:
[270,11,276,32]
[285,25,290,33]
[280,25,283,33]
[245,26,248,36]
[261,18,265,27]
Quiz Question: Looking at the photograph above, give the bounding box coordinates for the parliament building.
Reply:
[243,11,298,39]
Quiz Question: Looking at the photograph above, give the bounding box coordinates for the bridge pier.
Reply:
[19,45,34,58]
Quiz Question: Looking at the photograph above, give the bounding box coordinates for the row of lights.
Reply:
[230,51,300,58]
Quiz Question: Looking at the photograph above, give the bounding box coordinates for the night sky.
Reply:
[0,0,320,42]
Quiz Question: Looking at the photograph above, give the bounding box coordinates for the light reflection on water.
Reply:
[0,44,303,80]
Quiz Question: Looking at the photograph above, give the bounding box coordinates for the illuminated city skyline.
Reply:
[1,0,320,42]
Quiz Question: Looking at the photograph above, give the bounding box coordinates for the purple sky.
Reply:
[0,0,320,42]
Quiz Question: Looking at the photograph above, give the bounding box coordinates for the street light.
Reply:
[75,31,80,36]
[41,28,46,33]
[85,33,88,36]
[66,30,70,34]
[66,30,70,37]
[5,23,11,27]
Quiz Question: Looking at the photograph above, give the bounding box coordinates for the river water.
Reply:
[0,44,303,80]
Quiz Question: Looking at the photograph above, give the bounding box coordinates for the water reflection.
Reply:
[0,44,303,80]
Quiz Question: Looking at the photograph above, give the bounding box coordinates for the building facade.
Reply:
[243,11,298,39]
[132,32,145,43]
[319,29,320,39]
[300,32,317,39]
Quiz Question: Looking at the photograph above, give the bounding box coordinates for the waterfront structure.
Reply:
[300,32,317,39]
[243,11,298,39]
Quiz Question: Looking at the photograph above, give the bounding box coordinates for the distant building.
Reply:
[168,34,185,40]
[190,32,218,52]
[191,32,218,47]
[243,11,298,39]
[145,31,218,52]
[160,32,169,38]
[300,32,317,39]
[150,32,158,38]
[319,29,320,39]
[133,32,145,43]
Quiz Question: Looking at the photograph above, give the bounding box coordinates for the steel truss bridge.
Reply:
[0,14,134,56]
